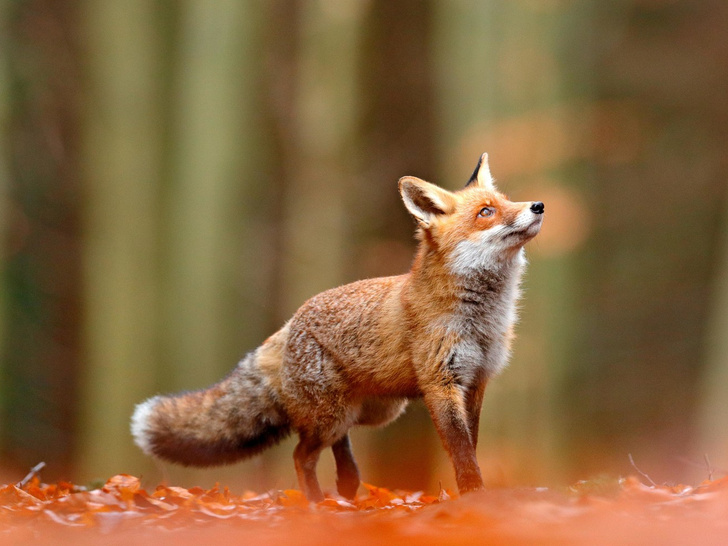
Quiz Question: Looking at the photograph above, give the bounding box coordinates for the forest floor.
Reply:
[1,471,727,545]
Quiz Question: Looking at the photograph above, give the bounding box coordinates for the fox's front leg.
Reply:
[465,378,487,448]
[423,383,484,494]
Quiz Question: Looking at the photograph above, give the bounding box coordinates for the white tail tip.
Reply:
[130,396,160,456]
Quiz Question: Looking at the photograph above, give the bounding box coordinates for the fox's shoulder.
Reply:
[281,275,409,366]
[288,274,407,329]
[301,274,407,312]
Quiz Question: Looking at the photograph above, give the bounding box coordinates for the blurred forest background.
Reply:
[1,0,728,494]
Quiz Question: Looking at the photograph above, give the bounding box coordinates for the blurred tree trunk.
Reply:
[78,1,164,481]
[161,0,264,393]
[153,0,274,491]
[258,0,368,493]
[259,0,299,335]
[0,0,8,455]
[436,2,564,483]
[697,215,728,475]
[434,1,591,486]
[691,1,728,481]
[276,0,365,318]
[565,0,728,482]
[354,0,439,493]
[1,1,83,479]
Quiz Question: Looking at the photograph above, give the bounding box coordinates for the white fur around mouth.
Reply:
[505,217,542,240]
[448,213,540,276]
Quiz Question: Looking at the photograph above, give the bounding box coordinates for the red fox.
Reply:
[131,153,544,502]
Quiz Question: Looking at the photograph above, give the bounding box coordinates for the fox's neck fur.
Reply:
[410,232,526,299]
[405,239,525,380]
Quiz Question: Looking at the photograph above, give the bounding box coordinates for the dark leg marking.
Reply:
[332,434,360,499]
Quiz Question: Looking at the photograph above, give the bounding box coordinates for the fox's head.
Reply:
[399,153,544,275]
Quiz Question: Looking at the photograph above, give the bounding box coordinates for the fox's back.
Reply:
[282,275,417,398]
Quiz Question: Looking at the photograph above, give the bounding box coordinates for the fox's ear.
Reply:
[465,152,497,191]
[399,176,456,227]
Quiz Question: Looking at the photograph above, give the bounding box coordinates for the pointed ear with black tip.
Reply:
[465,152,497,191]
[399,176,457,227]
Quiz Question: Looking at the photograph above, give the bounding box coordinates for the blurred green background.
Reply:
[1,0,727,493]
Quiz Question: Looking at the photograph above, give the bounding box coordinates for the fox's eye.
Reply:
[478,207,495,218]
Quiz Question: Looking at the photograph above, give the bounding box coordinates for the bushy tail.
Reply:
[131,353,290,467]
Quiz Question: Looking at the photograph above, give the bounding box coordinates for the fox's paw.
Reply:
[336,476,360,500]
[456,471,485,495]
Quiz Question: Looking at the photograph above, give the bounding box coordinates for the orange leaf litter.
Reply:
[1,474,728,545]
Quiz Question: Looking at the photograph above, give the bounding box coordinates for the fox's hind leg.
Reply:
[293,429,357,502]
[332,434,360,499]
[282,334,360,501]
[293,433,325,502]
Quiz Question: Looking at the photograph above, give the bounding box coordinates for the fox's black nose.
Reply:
[530,201,544,214]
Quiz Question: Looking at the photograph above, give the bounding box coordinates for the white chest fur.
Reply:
[446,249,526,380]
